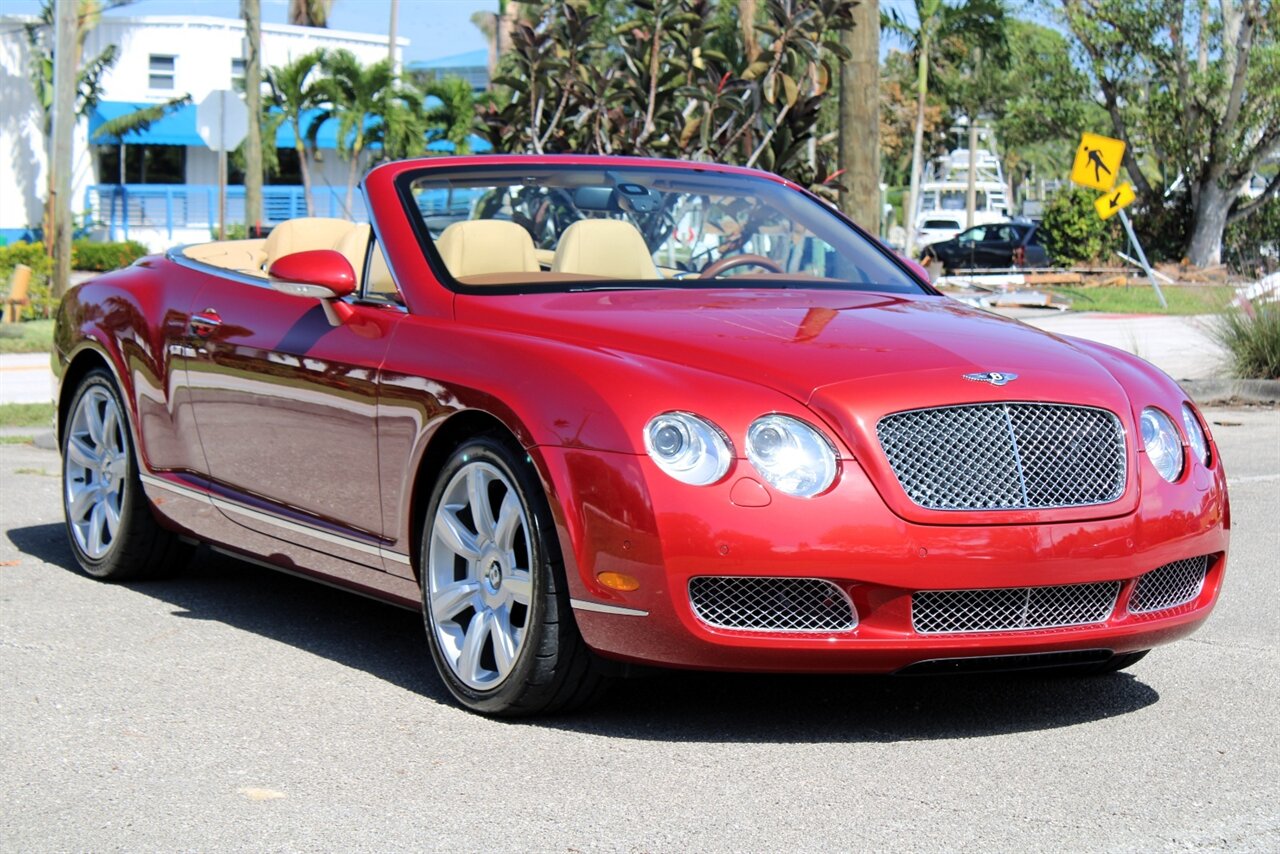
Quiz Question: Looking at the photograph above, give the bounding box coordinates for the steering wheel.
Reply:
[698,253,785,279]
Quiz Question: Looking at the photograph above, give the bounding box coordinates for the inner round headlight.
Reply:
[643,412,732,486]
[1181,403,1210,466]
[1140,407,1183,482]
[746,414,838,498]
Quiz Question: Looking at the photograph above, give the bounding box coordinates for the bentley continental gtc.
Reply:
[53,156,1229,715]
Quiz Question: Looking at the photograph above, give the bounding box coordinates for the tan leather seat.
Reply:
[262,217,357,270]
[435,220,539,279]
[333,224,371,288]
[551,219,660,279]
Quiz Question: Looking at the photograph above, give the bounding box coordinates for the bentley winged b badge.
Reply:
[964,371,1019,386]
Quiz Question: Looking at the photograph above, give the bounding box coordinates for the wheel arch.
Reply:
[57,343,125,448]
[406,408,532,583]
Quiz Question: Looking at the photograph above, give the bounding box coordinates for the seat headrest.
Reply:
[262,217,356,266]
[551,219,660,280]
[435,220,539,279]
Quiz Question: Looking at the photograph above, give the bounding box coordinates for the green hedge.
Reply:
[1,239,149,320]
[0,242,53,320]
[71,239,149,272]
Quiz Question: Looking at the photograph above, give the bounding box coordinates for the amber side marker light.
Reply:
[598,572,641,592]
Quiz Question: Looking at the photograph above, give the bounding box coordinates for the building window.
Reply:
[149,55,175,90]
[231,58,246,91]
[96,145,186,185]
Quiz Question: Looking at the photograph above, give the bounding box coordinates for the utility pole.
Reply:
[388,0,400,71]
[839,0,880,236]
[964,47,982,230]
[50,0,77,299]
[242,0,263,236]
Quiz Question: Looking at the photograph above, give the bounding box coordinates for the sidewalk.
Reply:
[0,353,55,406]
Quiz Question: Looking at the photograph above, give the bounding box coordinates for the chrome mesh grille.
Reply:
[1130,556,1209,613]
[877,403,1126,511]
[688,577,857,632]
[913,581,1121,633]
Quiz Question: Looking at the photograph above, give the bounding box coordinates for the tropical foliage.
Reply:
[480,0,859,196]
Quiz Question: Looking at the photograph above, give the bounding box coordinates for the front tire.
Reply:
[421,435,603,715]
[61,368,187,580]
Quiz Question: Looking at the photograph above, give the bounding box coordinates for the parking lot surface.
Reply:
[2,407,1278,852]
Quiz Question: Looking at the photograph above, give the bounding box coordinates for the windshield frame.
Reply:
[393,161,934,298]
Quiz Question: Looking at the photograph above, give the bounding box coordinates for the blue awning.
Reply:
[90,100,492,153]
[89,101,203,147]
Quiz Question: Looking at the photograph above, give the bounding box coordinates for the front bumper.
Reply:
[537,446,1229,674]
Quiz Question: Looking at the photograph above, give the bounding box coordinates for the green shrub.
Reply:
[1211,301,1280,379]
[0,241,54,320]
[1040,186,1123,265]
[71,239,149,272]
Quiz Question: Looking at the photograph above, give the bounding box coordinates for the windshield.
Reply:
[399,164,925,295]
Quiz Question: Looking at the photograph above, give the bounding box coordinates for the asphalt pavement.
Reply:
[1,406,1277,851]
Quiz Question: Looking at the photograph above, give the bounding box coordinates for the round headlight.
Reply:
[745,414,838,498]
[1181,403,1210,466]
[1140,407,1183,482]
[643,412,732,486]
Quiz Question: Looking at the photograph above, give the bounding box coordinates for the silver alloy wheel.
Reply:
[64,385,129,560]
[427,460,535,691]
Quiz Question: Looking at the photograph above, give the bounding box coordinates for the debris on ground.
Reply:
[1234,271,1279,306]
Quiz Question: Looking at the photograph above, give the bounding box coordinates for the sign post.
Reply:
[196,90,249,240]
[1070,132,1166,308]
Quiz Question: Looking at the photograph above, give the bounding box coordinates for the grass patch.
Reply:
[1210,303,1280,379]
[0,435,35,445]
[0,402,54,428]
[0,319,54,354]
[1044,285,1233,315]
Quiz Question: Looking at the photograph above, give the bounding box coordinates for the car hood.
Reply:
[456,288,1130,413]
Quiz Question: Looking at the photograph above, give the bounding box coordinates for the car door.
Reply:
[954,226,985,268]
[973,224,1016,268]
[183,267,402,571]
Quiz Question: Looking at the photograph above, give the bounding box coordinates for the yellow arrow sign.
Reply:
[1095,182,1136,220]
[1071,132,1126,191]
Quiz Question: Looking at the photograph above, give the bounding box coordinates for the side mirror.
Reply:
[268,249,357,326]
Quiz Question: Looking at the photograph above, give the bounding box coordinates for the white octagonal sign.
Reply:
[196,89,249,152]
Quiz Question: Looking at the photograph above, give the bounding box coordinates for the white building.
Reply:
[0,14,407,249]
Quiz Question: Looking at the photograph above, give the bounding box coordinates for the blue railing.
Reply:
[83,184,371,242]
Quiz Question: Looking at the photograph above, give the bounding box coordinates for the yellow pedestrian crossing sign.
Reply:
[1071,132,1126,191]
[1095,182,1135,220]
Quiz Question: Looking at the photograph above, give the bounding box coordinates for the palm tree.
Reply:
[288,0,333,27]
[265,49,329,216]
[24,0,118,254]
[883,0,1005,256]
[423,76,477,155]
[313,49,425,214]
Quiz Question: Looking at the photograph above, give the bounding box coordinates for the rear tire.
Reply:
[61,368,188,580]
[420,434,605,716]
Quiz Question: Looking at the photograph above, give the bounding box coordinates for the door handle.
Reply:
[189,309,222,338]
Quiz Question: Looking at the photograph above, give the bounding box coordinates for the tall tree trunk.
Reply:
[51,0,77,299]
[242,0,263,235]
[1186,178,1234,266]
[839,0,880,235]
[345,141,361,216]
[292,121,315,217]
[904,35,930,258]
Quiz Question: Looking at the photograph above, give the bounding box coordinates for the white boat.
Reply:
[912,127,1012,251]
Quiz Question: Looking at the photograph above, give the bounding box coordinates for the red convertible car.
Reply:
[54,156,1229,715]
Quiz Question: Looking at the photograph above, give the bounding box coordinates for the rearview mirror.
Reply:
[268,249,357,326]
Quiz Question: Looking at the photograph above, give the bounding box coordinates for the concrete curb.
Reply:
[1180,378,1280,405]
